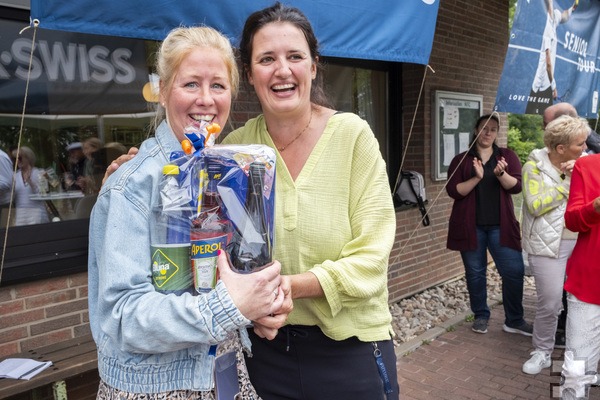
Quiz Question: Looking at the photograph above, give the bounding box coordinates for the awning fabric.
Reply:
[30,0,440,65]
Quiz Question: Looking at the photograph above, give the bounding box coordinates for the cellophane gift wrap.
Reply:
[150,121,276,295]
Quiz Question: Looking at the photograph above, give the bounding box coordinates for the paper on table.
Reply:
[0,358,53,380]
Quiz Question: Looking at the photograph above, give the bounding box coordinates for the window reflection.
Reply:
[10,146,50,225]
[323,62,388,160]
[0,114,151,226]
[0,17,155,229]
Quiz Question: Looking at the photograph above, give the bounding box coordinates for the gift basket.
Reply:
[150,122,276,295]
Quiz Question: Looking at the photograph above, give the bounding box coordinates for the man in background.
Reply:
[64,142,85,191]
[526,0,578,115]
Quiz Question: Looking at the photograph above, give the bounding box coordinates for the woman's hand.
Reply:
[594,197,600,214]
[494,156,507,177]
[473,158,484,179]
[560,159,576,178]
[102,147,139,186]
[216,250,286,322]
[252,275,293,339]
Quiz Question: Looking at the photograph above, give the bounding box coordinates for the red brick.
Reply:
[0,298,25,315]
[30,315,82,335]
[0,342,19,358]
[20,330,73,352]
[0,326,28,343]
[13,277,70,298]
[2,309,45,328]
[25,289,77,309]
[45,298,88,318]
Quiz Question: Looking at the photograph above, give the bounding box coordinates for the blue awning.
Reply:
[30,0,440,65]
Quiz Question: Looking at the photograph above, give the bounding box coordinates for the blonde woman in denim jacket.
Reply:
[88,26,291,398]
[521,115,589,375]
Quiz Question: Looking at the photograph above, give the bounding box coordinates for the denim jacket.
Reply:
[88,121,251,393]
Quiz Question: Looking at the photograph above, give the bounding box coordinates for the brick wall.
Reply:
[388,0,509,302]
[0,0,509,357]
[0,273,90,357]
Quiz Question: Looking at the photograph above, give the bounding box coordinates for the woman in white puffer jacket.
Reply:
[521,115,589,375]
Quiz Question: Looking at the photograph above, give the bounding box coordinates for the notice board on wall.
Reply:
[432,91,483,181]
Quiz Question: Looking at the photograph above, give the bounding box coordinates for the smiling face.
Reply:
[160,47,232,142]
[247,22,316,117]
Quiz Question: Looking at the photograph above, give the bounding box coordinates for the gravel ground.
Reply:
[390,267,535,346]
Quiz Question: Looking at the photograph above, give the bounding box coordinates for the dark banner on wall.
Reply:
[0,19,150,115]
[494,0,600,118]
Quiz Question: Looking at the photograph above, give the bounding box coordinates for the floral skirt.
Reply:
[97,383,214,400]
[97,332,260,400]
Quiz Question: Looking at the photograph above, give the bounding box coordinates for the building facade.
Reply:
[0,0,509,357]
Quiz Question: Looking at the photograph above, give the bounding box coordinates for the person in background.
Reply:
[521,115,588,375]
[78,137,104,195]
[64,142,85,191]
[585,130,600,154]
[8,145,18,166]
[525,0,577,115]
[0,148,14,226]
[220,3,399,399]
[447,114,532,336]
[103,142,127,163]
[561,152,600,399]
[88,26,290,398]
[541,101,578,349]
[11,146,49,226]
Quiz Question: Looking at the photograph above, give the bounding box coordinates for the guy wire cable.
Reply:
[0,19,40,286]
[392,65,435,195]
[389,112,500,266]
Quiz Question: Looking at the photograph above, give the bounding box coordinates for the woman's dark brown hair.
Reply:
[239,2,332,108]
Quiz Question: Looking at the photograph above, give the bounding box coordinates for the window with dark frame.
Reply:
[0,7,154,284]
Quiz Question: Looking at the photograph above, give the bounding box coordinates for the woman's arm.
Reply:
[522,160,569,217]
[446,153,478,199]
[565,157,600,232]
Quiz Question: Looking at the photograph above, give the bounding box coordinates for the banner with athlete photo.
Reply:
[494,0,600,117]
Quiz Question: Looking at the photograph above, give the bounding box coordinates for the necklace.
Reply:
[275,110,313,152]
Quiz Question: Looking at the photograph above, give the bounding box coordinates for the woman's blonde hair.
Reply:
[544,115,590,150]
[17,146,36,166]
[152,26,239,132]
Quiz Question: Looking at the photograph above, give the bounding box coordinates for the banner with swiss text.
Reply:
[0,19,149,114]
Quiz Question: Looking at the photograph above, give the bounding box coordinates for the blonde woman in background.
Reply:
[521,115,588,375]
[11,146,49,226]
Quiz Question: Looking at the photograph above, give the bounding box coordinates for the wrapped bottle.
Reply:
[150,164,193,295]
[191,160,233,293]
[229,161,272,273]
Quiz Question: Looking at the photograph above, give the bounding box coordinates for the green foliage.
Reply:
[508,127,537,165]
[506,113,544,165]
[508,113,544,144]
[509,0,517,30]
